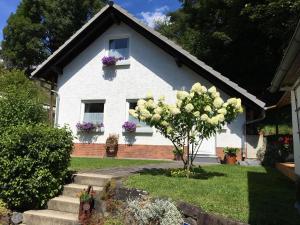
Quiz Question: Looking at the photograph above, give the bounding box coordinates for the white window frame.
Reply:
[105,34,131,66]
[80,100,106,132]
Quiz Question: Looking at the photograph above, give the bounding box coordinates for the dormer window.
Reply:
[109,38,129,60]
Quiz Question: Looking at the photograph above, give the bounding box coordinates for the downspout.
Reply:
[243,105,277,159]
[50,90,60,127]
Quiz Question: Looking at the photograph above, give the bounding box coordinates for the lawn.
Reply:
[70,157,166,171]
[125,165,300,225]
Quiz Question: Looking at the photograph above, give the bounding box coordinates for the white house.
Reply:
[31,2,265,161]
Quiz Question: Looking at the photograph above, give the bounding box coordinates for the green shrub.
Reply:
[0,69,47,132]
[223,147,239,156]
[0,200,9,217]
[0,124,73,210]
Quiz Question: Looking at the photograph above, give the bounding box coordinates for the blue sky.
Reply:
[0,0,181,41]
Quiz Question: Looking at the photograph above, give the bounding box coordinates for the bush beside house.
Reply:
[0,69,74,211]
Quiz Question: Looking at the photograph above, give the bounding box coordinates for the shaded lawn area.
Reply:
[125,165,299,225]
[70,157,166,171]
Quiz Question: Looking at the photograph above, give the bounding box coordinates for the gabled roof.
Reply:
[31,2,265,109]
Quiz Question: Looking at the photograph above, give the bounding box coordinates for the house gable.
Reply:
[31,3,265,110]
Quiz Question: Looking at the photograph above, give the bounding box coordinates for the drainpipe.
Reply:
[243,105,277,159]
[50,90,60,127]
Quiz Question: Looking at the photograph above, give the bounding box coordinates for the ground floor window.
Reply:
[82,101,105,124]
[127,100,148,127]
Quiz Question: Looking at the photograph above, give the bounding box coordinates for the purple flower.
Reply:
[76,122,104,133]
[102,56,118,66]
[122,121,136,132]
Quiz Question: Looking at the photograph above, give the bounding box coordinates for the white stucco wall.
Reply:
[56,22,245,154]
[291,86,300,175]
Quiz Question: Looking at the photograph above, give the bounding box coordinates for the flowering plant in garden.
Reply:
[129,82,243,171]
[76,122,104,133]
[122,121,137,132]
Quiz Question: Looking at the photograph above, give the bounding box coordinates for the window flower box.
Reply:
[102,56,130,67]
[122,121,153,134]
[76,122,104,133]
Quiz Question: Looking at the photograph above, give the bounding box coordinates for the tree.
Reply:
[157,0,300,99]
[0,69,47,132]
[1,0,105,73]
[129,82,242,171]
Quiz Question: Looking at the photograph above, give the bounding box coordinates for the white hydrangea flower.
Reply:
[204,105,212,112]
[200,114,208,121]
[208,86,217,94]
[184,103,194,113]
[217,114,225,122]
[176,100,182,108]
[129,109,138,118]
[137,99,146,107]
[141,109,151,118]
[223,102,228,108]
[210,116,219,125]
[218,108,227,115]
[146,91,153,100]
[152,114,161,121]
[201,86,207,93]
[189,92,195,98]
[170,106,181,115]
[212,91,220,98]
[176,91,189,100]
[191,82,202,94]
[145,99,156,109]
[154,107,163,114]
[193,111,200,117]
[213,97,224,108]
[228,98,237,106]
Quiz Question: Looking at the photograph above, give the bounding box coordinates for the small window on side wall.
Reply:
[109,38,129,60]
[83,102,104,124]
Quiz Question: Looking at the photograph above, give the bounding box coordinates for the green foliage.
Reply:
[157,0,300,96]
[1,0,105,72]
[0,124,73,210]
[0,69,47,132]
[223,147,239,156]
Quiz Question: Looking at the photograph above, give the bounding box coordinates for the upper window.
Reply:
[109,38,129,60]
[83,102,104,124]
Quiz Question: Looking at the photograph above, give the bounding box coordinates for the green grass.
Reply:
[125,165,299,225]
[70,157,165,171]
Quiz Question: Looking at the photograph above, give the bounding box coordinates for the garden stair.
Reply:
[22,173,121,225]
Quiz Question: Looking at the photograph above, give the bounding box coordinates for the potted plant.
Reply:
[223,147,239,164]
[76,122,104,133]
[105,134,119,157]
[172,148,183,161]
[122,121,137,133]
[77,186,95,224]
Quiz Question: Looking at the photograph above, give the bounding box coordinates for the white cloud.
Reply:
[140,6,170,28]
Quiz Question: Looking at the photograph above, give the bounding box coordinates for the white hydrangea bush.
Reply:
[125,198,183,225]
[129,82,243,169]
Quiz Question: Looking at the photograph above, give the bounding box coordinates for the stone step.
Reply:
[73,173,119,186]
[47,196,79,214]
[63,183,104,198]
[23,209,79,225]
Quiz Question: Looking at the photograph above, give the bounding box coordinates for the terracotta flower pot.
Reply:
[225,154,237,165]
[106,145,118,157]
